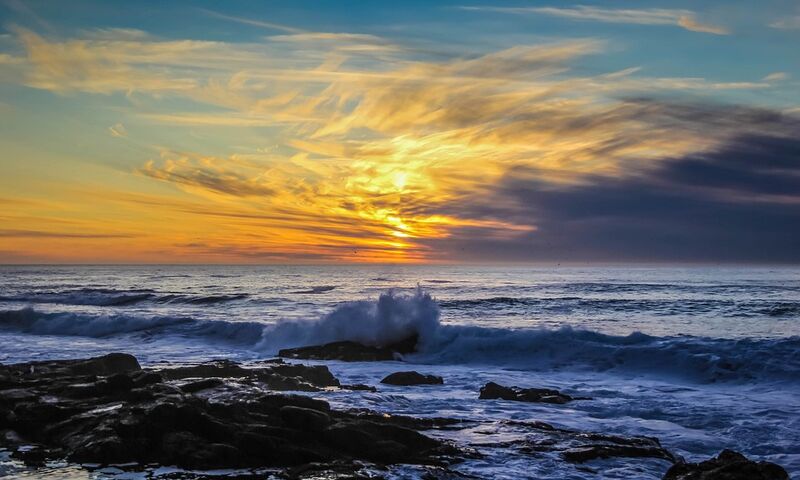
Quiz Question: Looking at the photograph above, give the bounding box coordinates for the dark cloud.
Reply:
[424,131,800,263]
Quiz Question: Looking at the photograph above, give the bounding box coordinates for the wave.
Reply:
[1,290,798,384]
[420,326,800,383]
[560,282,800,294]
[0,307,265,342]
[0,288,248,307]
[291,286,337,294]
[439,296,800,317]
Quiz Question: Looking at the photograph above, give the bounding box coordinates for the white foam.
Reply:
[2,289,798,384]
[257,287,440,350]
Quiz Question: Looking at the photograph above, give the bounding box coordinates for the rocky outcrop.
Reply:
[381,371,443,386]
[156,359,340,392]
[479,419,677,466]
[278,335,418,361]
[479,382,574,404]
[0,353,459,471]
[663,450,789,480]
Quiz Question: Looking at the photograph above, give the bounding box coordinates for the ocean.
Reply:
[0,265,798,479]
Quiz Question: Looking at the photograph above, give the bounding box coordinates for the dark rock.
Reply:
[479,381,573,404]
[663,449,789,480]
[0,353,458,472]
[160,431,241,469]
[341,384,378,392]
[10,445,48,467]
[71,353,141,376]
[0,353,140,384]
[158,360,250,380]
[279,334,418,362]
[563,444,674,462]
[180,377,224,393]
[131,371,163,387]
[157,360,339,392]
[381,371,443,386]
[280,405,331,432]
[69,435,131,464]
[266,364,340,387]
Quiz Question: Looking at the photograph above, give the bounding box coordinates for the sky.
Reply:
[0,0,798,264]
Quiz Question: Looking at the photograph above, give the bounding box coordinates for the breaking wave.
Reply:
[0,288,248,307]
[1,290,798,384]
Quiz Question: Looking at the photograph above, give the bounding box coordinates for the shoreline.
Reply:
[0,345,790,480]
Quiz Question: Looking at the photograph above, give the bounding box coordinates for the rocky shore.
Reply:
[0,347,790,479]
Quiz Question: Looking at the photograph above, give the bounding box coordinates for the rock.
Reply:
[157,360,339,391]
[280,405,331,432]
[157,360,251,380]
[663,449,789,480]
[563,444,674,462]
[267,364,340,387]
[341,384,378,392]
[0,353,459,472]
[479,381,573,404]
[0,353,140,380]
[10,445,48,467]
[180,377,224,393]
[381,371,443,386]
[278,335,418,362]
[70,353,141,376]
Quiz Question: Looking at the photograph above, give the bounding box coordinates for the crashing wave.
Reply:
[1,289,798,384]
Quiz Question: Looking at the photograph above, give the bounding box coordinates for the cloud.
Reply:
[422,128,800,263]
[676,15,729,35]
[0,229,136,239]
[200,9,304,34]
[461,5,729,35]
[108,123,127,137]
[3,25,792,263]
[268,32,401,53]
[763,72,789,82]
[138,152,275,197]
[770,16,800,29]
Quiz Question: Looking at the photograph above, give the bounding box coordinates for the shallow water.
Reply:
[0,265,798,478]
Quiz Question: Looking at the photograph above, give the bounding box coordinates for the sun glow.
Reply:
[0,12,791,264]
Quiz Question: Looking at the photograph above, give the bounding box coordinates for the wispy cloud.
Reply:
[461,5,729,35]
[769,14,800,29]
[0,229,136,239]
[763,72,789,82]
[108,123,127,137]
[2,22,791,262]
[139,152,275,197]
[200,9,304,34]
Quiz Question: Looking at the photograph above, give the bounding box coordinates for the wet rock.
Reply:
[157,360,339,391]
[280,405,331,432]
[10,445,48,467]
[157,360,251,380]
[0,353,459,472]
[381,371,443,386]
[180,377,224,393]
[323,420,443,464]
[341,384,378,392]
[663,449,789,480]
[279,335,418,362]
[0,353,140,381]
[479,381,573,404]
[485,419,678,468]
[563,443,674,462]
[268,364,339,387]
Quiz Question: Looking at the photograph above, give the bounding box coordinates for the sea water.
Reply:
[0,265,798,479]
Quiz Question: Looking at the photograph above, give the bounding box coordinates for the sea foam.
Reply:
[1,290,798,384]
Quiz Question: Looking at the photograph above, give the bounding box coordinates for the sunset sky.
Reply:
[0,0,798,264]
